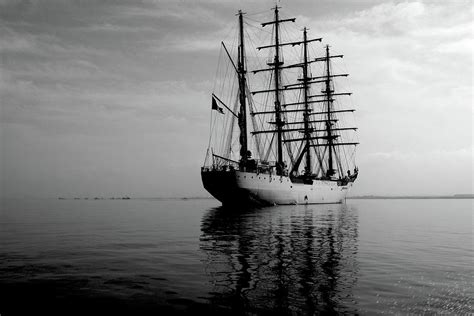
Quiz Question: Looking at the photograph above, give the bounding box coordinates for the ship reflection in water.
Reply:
[200,204,359,314]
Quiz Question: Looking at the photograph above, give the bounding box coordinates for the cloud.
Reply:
[0,24,105,57]
[1,0,472,197]
[299,1,472,195]
[353,147,473,195]
[365,148,472,162]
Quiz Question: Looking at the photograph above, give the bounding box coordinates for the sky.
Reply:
[0,0,472,198]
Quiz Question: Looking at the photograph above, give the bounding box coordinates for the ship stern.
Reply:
[201,168,265,206]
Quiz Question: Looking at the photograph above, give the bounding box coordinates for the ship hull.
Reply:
[201,170,351,206]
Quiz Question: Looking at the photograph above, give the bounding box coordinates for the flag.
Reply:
[212,96,224,114]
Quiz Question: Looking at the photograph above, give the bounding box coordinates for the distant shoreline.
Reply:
[3,195,473,200]
[347,195,473,200]
[51,194,473,200]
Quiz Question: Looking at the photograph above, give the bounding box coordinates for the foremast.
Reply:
[317,45,356,178]
[283,41,357,179]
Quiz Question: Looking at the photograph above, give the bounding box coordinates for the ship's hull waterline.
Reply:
[201,170,351,206]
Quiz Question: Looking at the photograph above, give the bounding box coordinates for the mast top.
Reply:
[261,6,295,27]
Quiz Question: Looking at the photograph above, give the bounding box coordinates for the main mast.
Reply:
[302,27,312,176]
[272,7,284,175]
[324,45,335,177]
[237,10,248,170]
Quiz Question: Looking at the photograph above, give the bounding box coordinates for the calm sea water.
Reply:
[0,198,472,315]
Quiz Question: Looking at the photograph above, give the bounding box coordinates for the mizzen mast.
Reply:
[237,10,249,170]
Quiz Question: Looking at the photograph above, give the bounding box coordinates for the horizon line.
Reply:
[2,194,473,200]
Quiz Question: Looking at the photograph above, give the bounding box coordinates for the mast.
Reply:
[324,45,335,177]
[237,10,248,169]
[272,6,284,175]
[302,27,311,176]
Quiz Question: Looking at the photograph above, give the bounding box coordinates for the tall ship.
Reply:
[202,7,359,206]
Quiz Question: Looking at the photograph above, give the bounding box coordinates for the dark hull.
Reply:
[201,170,268,206]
